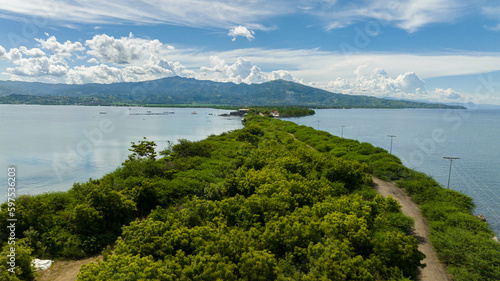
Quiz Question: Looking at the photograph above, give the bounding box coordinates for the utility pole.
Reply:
[443,157,460,189]
[341,125,345,138]
[317,120,320,130]
[387,135,396,154]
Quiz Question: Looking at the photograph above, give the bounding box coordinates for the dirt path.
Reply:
[287,132,450,280]
[35,255,102,281]
[372,177,450,281]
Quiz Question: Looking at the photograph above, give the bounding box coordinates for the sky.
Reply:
[1,0,500,104]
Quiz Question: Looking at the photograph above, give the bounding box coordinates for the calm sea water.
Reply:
[1,105,499,236]
[0,105,243,201]
[292,108,500,236]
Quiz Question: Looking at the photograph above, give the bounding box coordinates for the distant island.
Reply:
[0,76,465,109]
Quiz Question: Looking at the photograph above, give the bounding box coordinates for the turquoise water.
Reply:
[1,105,499,236]
[291,108,500,236]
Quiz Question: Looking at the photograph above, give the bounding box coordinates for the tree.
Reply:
[127,137,157,161]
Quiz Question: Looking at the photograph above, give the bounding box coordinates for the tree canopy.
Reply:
[1,115,497,281]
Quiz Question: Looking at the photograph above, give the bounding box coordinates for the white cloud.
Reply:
[200,56,283,84]
[85,33,163,65]
[0,0,485,35]
[2,34,500,104]
[271,70,295,81]
[7,55,69,77]
[19,47,46,58]
[0,45,7,59]
[228,26,255,41]
[35,35,85,57]
[66,64,124,84]
[311,0,471,32]
[0,0,290,30]
[6,48,23,61]
[323,65,428,99]
[431,88,462,100]
[66,57,192,84]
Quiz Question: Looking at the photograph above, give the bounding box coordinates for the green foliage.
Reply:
[0,239,35,281]
[8,116,498,281]
[172,139,213,158]
[396,166,500,279]
[127,137,157,161]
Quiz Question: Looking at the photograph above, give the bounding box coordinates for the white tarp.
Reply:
[32,259,52,270]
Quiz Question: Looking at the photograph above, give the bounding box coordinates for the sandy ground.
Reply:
[35,255,102,281]
[373,177,451,281]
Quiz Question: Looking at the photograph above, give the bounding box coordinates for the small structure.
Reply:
[272,111,280,118]
[32,259,52,271]
[226,109,250,117]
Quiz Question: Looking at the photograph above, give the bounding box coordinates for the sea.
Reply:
[291,108,500,236]
[0,105,499,236]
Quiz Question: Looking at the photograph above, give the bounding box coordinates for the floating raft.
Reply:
[129,111,170,116]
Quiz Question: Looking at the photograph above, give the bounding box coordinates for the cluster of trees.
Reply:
[248,107,316,117]
[1,115,497,280]
[1,116,425,280]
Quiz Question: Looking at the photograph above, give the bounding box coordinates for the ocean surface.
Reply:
[0,105,243,201]
[0,105,499,236]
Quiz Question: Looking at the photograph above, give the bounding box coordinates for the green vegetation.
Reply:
[248,107,315,117]
[0,77,465,109]
[1,115,497,280]
[283,119,500,280]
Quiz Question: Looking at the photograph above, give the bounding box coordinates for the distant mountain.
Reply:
[0,77,465,109]
[445,102,500,110]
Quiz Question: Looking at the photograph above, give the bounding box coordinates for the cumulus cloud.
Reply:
[228,26,255,41]
[8,55,69,77]
[323,65,428,100]
[35,35,85,57]
[66,57,192,84]
[5,48,23,61]
[85,33,163,65]
[270,70,295,81]
[19,47,46,58]
[66,64,124,84]
[0,45,7,59]
[1,33,497,104]
[87,58,99,64]
[431,88,462,100]
[199,56,295,84]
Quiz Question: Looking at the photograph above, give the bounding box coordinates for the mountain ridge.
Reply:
[0,76,465,109]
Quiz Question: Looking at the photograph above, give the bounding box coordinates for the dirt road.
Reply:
[36,255,101,281]
[372,177,450,281]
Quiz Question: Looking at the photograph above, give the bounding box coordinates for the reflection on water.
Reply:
[0,105,243,200]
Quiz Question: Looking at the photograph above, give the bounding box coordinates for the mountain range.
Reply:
[0,77,464,109]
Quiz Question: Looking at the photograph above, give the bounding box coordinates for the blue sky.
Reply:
[1,0,500,104]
